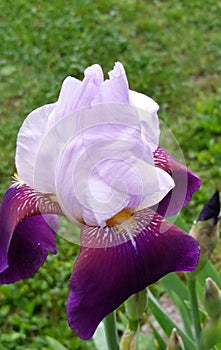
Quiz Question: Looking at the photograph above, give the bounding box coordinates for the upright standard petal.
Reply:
[92,62,129,104]
[16,103,55,188]
[30,101,149,194]
[129,89,160,152]
[16,64,104,188]
[55,121,174,227]
[67,208,199,340]
[46,64,104,130]
[153,147,201,216]
[0,181,61,274]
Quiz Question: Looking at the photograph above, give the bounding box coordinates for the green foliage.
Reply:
[0,0,221,348]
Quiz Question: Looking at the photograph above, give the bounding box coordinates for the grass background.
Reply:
[0,0,221,349]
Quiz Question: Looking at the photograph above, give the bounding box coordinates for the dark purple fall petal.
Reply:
[153,147,201,216]
[0,215,57,283]
[197,191,220,224]
[0,182,61,274]
[67,209,199,340]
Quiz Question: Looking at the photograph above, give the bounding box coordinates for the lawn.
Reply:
[0,0,221,349]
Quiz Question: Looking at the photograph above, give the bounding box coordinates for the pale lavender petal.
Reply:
[16,65,104,188]
[92,62,129,104]
[67,208,199,340]
[0,182,61,273]
[32,103,144,194]
[15,103,55,187]
[46,64,104,130]
[46,76,81,130]
[129,89,160,151]
[55,122,173,227]
[0,215,57,284]
[153,147,202,216]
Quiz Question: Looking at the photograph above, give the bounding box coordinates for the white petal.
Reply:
[54,122,173,227]
[129,89,160,151]
[15,103,55,187]
[138,167,175,210]
[46,65,103,131]
[32,103,143,194]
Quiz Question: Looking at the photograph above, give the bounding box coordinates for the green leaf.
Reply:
[148,291,196,350]
[160,273,188,302]
[93,321,108,350]
[194,261,221,306]
[45,336,69,350]
[138,331,155,350]
[160,274,193,338]
[198,261,221,289]
[118,310,130,332]
[170,291,193,338]
[149,319,167,349]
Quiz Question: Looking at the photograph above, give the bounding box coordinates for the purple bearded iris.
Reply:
[0,62,201,340]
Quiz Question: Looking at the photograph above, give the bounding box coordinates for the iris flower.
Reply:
[0,62,201,340]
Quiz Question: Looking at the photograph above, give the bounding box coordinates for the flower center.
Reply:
[106,209,133,226]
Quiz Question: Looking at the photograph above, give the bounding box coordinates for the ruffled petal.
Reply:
[153,147,201,216]
[55,120,173,227]
[0,214,57,284]
[31,103,146,194]
[15,103,55,187]
[46,64,104,130]
[92,62,129,104]
[0,182,61,273]
[67,208,199,340]
[16,65,104,187]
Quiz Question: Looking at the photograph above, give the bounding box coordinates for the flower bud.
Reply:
[189,191,220,276]
[166,328,184,350]
[120,328,137,350]
[204,277,221,318]
[125,289,147,321]
[199,315,221,349]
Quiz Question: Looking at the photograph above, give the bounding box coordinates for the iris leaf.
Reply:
[160,273,193,337]
[148,291,196,350]
[160,272,188,302]
[148,319,167,349]
[93,322,108,350]
[45,336,69,350]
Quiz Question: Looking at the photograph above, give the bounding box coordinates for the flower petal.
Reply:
[0,182,61,273]
[67,208,199,340]
[129,89,160,151]
[0,214,57,284]
[31,103,147,194]
[92,62,129,104]
[153,147,201,216]
[15,103,55,187]
[55,121,173,227]
[46,64,104,130]
[16,65,104,187]
[197,190,220,223]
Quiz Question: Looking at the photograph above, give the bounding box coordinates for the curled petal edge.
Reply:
[0,180,62,273]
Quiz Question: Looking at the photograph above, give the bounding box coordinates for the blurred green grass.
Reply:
[0,0,221,348]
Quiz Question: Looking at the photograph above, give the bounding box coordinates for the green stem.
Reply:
[104,311,120,350]
[187,277,201,349]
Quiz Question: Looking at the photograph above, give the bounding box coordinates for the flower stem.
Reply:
[187,277,201,348]
[104,311,120,350]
